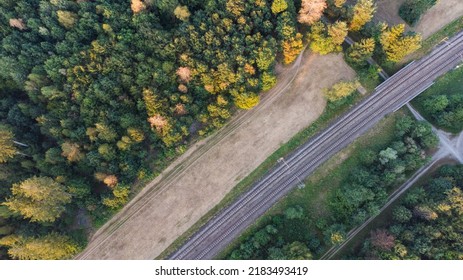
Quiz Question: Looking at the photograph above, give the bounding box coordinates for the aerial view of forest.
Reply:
[0,0,303,260]
[0,0,462,261]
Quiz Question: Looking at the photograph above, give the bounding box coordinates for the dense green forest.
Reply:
[226,116,437,259]
[354,164,463,260]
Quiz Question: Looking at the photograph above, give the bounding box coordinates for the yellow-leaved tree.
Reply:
[309,21,343,55]
[3,177,71,223]
[0,233,79,260]
[282,33,304,64]
[233,93,260,110]
[174,5,190,21]
[102,185,130,210]
[61,142,84,162]
[328,21,348,45]
[334,0,346,8]
[56,10,77,29]
[324,80,361,102]
[346,38,375,63]
[380,24,421,62]
[0,127,17,163]
[271,0,288,14]
[349,0,376,31]
[226,0,245,17]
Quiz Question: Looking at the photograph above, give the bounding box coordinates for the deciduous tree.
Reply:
[0,127,17,163]
[233,93,260,110]
[283,241,313,260]
[56,11,77,29]
[131,0,146,13]
[380,24,421,62]
[328,21,348,45]
[370,229,395,251]
[324,80,360,102]
[298,0,327,25]
[3,177,71,223]
[61,142,84,162]
[176,67,192,83]
[174,5,190,21]
[9,18,26,30]
[226,0,245,17]
[271,0,288,14]
[282,33,304,64]
[0,233,79,260]
[349,0,376,31]
[309,21,342,55]
[102,185,130,210]
[261,72,277,91]
[334,0,346,8]
[346,38,375,64]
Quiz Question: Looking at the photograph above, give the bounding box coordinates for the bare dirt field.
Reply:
[77,51,355,259]
[375,0,463,39]
[374,0,407,27]
[414,0,463,39]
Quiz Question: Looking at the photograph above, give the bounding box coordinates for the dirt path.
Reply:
[77,51,355,259]
[375,0,463,39]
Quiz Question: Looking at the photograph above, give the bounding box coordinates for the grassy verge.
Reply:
[156,92,366,259]
[216,109,406,259]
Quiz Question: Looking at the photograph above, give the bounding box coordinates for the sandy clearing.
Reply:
[77,51,355,259]
[374,0,463,39]
[414,0,463,39]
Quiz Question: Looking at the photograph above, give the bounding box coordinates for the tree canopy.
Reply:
[3,177,71,223]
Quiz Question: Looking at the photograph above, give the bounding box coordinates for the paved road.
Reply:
[169,31,463,259]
